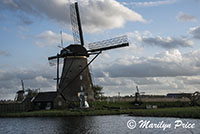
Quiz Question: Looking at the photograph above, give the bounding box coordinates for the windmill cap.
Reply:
[60,44,88,57]
[17,90,25,93]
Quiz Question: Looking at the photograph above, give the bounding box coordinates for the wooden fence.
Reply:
[0,101,32,113]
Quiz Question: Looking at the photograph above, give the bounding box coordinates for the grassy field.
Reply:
[0,101,199,119]
[89,101,191,109]
[0,107,200,118]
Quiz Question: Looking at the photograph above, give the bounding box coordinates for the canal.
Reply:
[0,115,199,134]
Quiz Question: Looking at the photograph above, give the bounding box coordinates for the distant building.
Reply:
[167,93,192,98]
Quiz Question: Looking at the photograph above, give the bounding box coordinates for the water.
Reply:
[0,115,199,134]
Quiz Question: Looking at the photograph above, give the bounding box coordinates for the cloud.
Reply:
[127,31,194,49]
[176,12,197,22]
[18,15,33,25]
[1,48,200,99]
[0,66,55,82]
[133,77,161,85]
[0,50,10,57]
[96,77,161,86]
[180,76,200,85]
[0,65,57,99]
[92,49,200,96]
[141,36,194,49]
[80,0,145,32]
[35,30,73,47]
[189,26,200,40]
[0,0,18,9]
[122,0,177,7]
[94,76,199,96]
[0,0,145,32]
[93,49,200,78]
[195,0,200,3]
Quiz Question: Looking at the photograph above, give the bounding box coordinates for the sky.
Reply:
[0,0,200,99]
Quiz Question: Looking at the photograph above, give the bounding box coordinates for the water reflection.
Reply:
[0,115,199,134]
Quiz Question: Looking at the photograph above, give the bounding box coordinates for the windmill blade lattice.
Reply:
[70,3,81,44]
[87,35,129,52]
[70,2,84,46]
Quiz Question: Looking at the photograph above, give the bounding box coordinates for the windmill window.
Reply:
[58,101,62,106]
[80,75,83,80]
[79,65,82,69]
[80,86,83,91]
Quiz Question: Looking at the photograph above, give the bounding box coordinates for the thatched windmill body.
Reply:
[48,2,129,104]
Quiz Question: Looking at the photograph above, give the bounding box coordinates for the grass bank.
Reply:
[128,107,200,119]
[0,107,200,119]
[89,101,191,109]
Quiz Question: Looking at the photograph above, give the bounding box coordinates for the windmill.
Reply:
[134,86,145,105]
[48,2,129,105]
[15,80,25,101]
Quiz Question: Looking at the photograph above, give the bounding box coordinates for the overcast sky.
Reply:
[0,0,200,99]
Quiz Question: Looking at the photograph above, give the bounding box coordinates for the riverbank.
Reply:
[0,107,200,119]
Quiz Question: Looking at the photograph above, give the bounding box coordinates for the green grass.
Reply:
[127,107,200,119]
[0,101,199,118]
[89,101,191,109]
[1,107,200,119]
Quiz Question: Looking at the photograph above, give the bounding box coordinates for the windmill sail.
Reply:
[48,56,63,66]
[87,35,129,52]
[70,2,84,46]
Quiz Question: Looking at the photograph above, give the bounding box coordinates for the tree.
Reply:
[189,91,200,106]
[25,88,39,98]
[92,85,104,100]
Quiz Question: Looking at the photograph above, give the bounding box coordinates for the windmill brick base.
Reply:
[59,56,94,102]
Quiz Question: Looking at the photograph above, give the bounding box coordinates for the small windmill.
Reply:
[135,86,140,103]
[48,2,129,104]
[134,86,145,105]
[15,80,25,101]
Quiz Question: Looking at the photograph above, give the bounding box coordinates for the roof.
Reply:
[167,93,192,98]
[60,44,88,57]
[167,93,192,95]
[33,92,58,102]
[17,90,24,94]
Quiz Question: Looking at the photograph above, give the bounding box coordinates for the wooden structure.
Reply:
[33,92,65,110]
